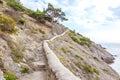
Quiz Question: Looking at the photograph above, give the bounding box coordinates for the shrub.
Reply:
[94,77,100,80]
[69,31,92,47]
[21,67,29,73]
[29,10,43,19]
[39,29,45,34]
[69,30,76,36]
[82,65,99,74]
[93,68,100,75]
[61,47,68,54]
[75,61,82,68]
[80,36,92,47]
[82,65,93,73]
[14,52,23,58]
[18,19,26,25]
[4,71,16,80]
[28,9,49,23]
[71,36,81,44]
[0,0,3,4]
[69,46,76,50]
[7,0,25,11]
[14,58,20,63]
[0,14,17,33]
[75,54,83,60]
[69,31,81,44]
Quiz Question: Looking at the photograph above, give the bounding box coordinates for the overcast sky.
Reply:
[20,0,120,43]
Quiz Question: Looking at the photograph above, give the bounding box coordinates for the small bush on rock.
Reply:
[61,47,68,54]
[0,14,17,33]
[7,0,25,11]
[82,65,93,73]
[93,68,100,75]
[69,30,92,47]
[18,19,26,25]
[39,29,45,34]
[21,66,29,73]
[4,71,16,80]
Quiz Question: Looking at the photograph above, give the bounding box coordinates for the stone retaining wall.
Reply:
[43,30,81,80]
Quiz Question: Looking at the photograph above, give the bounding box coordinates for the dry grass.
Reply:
[0,14,17,34]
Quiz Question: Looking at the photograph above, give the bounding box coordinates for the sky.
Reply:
[20,0,120,43]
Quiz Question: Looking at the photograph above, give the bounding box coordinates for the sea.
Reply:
[101,43,120,75]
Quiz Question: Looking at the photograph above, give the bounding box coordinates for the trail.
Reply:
[43,30,81,80]
[18,29,80,80]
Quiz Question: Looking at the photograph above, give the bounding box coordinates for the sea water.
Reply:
[101,43,120,75]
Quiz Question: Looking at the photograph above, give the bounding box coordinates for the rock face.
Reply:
[0,70,5,80]
[89,43,115,64]
[48,31,120,80]
[0,0,120,80]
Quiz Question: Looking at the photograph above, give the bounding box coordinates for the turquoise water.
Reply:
[101,43,120,75]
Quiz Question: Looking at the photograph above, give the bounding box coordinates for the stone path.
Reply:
[18,29,80,80]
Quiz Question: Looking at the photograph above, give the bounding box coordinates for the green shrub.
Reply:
[80,36,92,47]
[93,68,100,75]
[18,19,26,25]
[14,58,20,63]
[71,36,81,44]
[61,47,68,54]
[4,71,16,80]
[11,48,23,63]
[7,0,25,11]
[69,31,81,44]
[69,30,76,36]
[28,10,46,22]
[75,61,82,68]
[0,14,17,33]
[69,46,75,50]
[69,31,92,46]
[21,67,29,73]
[0,0,3,4]
[82,65,93,73]
[6,0,46,23]
[82,65,99,74]
[75,54,83,60]
[94,77,100,80]
[15,52,23,58]
[39,29,45,34]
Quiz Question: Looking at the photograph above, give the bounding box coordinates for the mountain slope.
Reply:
[48,30,119,80]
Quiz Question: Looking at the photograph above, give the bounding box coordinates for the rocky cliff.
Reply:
[0,0,120,80]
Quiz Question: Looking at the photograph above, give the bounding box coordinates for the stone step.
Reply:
[31,61,46,71]
[18,71,46,80]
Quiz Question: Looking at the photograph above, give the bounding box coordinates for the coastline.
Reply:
[101,43,120,75]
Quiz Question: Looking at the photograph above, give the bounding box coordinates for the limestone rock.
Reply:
[0,70,5,80]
